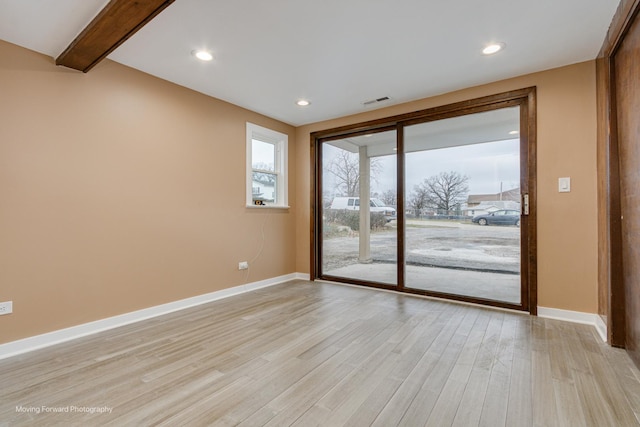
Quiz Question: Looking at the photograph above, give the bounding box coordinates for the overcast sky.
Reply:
[379,138,520,196]
[323,138,520,199]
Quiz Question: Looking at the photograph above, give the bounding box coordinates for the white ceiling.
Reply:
[0,0,619,126]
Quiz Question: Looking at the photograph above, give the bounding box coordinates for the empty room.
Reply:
[1,0,640,425]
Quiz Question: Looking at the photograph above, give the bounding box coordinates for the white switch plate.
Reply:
[559,177,571,193]
[238,261,249,270]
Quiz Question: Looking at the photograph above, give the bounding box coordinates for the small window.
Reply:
[348,199,355,207]
[246,123,288,208]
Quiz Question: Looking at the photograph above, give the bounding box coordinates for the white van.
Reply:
[329,197,397,221]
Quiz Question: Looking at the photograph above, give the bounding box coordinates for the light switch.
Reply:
[559,177,571,193]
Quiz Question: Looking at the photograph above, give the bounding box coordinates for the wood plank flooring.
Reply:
[1,280,640,426]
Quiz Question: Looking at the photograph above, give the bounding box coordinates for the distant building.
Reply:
[252,179,275,203]
[464,188,521,216]
[467,187,521,207]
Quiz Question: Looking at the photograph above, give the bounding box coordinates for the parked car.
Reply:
[329,197,397,221]
[472,209,521,226]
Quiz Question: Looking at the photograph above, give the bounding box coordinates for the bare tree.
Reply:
[408,184,431,217]
[421,171,469,213]
[252,162,276,186]
[327,150,382,197]
[379,189,397,207]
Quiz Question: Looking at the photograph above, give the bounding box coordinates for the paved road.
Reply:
[323,219,520,274]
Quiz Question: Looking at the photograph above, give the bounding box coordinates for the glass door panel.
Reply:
[403,107,522,303]
[321,131,397,286]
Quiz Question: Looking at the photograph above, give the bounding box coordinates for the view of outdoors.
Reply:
[251,138,277,204]
[322,130,398,285]
[321,107,522,304]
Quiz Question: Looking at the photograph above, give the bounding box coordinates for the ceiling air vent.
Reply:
[363,96,391,106]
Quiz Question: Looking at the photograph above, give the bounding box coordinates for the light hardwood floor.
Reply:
[1,280,640,426]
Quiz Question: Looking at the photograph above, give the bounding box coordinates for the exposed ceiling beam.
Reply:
[56,0,175,73]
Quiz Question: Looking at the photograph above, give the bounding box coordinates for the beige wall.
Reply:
[295,61,598,314]
[0,40,297,344]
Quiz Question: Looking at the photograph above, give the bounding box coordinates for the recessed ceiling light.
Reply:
[296,100,310,106]
[482,42,505,55]
[192,50,213,61]
[509,130,519,135]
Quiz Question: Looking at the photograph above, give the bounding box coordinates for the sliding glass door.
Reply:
[313,89,535,312]
[321,130,398,287]
[404,107,521,304]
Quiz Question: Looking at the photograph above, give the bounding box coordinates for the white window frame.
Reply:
[246,122,288,208]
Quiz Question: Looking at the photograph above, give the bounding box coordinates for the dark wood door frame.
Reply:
[597,0,640,349]
[311,88,537,314]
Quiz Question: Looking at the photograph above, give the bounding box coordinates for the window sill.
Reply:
[246,205,290,210]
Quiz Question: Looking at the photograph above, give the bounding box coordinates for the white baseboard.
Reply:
[0,273,306,361]
[538,306,607,343]
[594,315,608,343]
[296,272,310,281]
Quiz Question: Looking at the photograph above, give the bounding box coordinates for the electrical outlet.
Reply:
[0,301,13,315]
[238,261,249,270]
